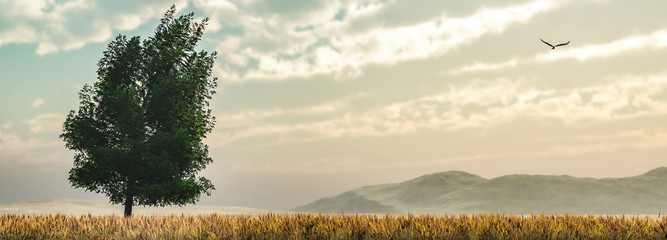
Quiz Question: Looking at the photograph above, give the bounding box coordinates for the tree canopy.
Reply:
[61,5,217,216]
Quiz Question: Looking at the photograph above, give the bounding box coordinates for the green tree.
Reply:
[61,6,217,217]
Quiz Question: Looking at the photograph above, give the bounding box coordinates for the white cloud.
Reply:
[192,0,238,32]
[223,100,345,122]
[207,99,350,145]
[535,29,667,62]
[446,58,518,75]
[0,0,188,55]
[0,129,69,167]
[24,113,66,133]
[0,129,44,157]
[445,28,667,75]
[218,155,367,175]
[391,127,667,173]
[1,122,12,130]
[31,98,44,107]
[114,14,143,31]
[212,73,667,145]
[0,25,38,46]
[214,92,368,130]
[206,0,567,82]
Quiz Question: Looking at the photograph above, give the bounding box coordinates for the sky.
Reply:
[1,0,667,210]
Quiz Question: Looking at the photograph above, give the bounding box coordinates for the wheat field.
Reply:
[1,213,666,239]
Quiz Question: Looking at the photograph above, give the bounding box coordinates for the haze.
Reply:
[1,0,667,210]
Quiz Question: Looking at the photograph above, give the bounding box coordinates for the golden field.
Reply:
[1,213,666,239]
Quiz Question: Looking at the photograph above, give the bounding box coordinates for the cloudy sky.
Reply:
[2,0,667,210]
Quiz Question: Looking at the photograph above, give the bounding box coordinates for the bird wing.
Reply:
[555,41,570,47]
[540,39,554,48]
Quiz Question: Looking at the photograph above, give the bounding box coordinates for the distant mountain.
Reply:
[294,167,667,214]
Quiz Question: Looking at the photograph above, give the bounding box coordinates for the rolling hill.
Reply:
[295,167,667,215]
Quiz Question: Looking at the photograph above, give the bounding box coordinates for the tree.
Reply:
[61,5,217,217]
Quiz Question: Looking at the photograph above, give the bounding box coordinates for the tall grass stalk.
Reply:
[1,214,666,239]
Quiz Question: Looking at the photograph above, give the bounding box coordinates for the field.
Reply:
[1,214,666,239]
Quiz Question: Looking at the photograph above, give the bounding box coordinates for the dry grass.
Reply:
[1,213,666,239]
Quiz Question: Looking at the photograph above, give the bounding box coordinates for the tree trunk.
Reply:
[124,175,135,217]
[124,195,133,217]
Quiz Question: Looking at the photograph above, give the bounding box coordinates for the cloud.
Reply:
[391,127,667,173]
[0,129,45,161]
[446,58,518,75]
[0,129,69,167]
[1,114,70,167]
[202,0,567,82]
[444,29,667,75]
[206,98,350,145]
[0,0,188,55]
[31,98,44,107]
[212,73,667,145]
[23,113,66,133]
[216,155,367,175]
[216,122,667,176]
[0,129,44,158]
[535,29,667,62]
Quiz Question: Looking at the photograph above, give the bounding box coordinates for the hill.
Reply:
[294,168,667,214]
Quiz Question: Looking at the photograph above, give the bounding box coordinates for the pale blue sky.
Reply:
[2,0,667,210]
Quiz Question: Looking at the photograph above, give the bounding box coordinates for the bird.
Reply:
[540,39,570,50]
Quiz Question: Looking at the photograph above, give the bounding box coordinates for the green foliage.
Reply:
[61,5,217,215]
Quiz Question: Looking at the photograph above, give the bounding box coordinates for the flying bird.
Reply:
[540,39,570,50]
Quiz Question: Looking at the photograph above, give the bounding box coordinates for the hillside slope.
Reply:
[294,168,667,214]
